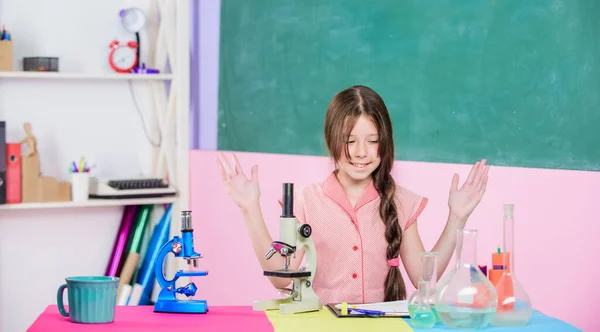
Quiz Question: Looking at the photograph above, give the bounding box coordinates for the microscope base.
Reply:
[154,299,209,314]
[253,297,322,315]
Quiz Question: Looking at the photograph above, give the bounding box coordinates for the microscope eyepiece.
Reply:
[181,210,192,231]
[281,183,294,218]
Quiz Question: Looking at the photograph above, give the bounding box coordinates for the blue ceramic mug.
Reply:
[56,276,119,324]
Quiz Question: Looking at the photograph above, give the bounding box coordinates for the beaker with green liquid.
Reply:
[408,251,439,328]
[436,229,498,329]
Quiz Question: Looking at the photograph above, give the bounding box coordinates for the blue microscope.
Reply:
[153,210,209,313]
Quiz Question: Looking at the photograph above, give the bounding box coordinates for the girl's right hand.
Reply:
[216,153,260,211]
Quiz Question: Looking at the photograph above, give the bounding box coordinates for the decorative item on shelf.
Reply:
[89,177,176,199]
[108,40,139,73]
[69,157,90,202]
[119,7,144,66]
[117,7,160,74]
[19,122,71,202]
[6,142,21,204]
[131,63,159,74]
[23,57,59,72]
[0,121,6,204]
[0,24,13,72]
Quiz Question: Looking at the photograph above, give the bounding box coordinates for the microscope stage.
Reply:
[264,269,311,278]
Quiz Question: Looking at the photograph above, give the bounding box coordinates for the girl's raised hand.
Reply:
[216,153,260,210]
[448,159,490,224]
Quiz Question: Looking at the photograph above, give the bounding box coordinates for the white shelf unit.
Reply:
[0,0,190,282]
[0,71,174,80]
[0,196,178,210]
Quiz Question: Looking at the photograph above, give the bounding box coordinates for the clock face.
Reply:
[111,47,136,70]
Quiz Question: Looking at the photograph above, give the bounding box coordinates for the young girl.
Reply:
[216,85,489,305]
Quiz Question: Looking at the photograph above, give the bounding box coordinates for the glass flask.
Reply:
[491,204,532,326]
[436,229,498,329]
[409,280,437,328]
[408,251,439,328]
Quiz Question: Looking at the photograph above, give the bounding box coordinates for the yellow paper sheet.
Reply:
[266,308,414,332]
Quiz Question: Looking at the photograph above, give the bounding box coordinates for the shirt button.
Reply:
[352,273,358,279]
[353,245,358,251]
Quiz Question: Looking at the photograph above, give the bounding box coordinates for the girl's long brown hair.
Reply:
[324,85,406,301]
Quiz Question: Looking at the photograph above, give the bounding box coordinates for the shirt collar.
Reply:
[322,171,380,217]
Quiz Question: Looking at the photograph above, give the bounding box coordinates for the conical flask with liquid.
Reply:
[408,251,439,328]
[409,280,437,328]
[436,229,497,329]
[491,204,532,326]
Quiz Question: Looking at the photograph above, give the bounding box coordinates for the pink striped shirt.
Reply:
[282,172,427,305]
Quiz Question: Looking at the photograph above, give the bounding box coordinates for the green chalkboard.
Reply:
[218,0,600,171]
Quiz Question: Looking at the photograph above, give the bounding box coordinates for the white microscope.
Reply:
[253,183,322,315]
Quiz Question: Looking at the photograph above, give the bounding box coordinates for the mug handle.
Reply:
[57,284,69,317]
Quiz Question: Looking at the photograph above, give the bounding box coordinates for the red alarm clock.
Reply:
[108,40,138,73]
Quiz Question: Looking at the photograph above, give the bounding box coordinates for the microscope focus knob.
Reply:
[172,242,183,254]
[299,224,312,238]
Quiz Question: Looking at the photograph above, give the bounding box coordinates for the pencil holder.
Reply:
[71,172,90,202]
[0,40,14,71]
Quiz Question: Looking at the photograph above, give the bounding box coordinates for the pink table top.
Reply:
[27,305,275,332]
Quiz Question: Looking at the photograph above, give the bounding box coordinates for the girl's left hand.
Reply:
[448,159,490,224]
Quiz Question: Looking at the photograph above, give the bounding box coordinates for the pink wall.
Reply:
[190,150,597,331]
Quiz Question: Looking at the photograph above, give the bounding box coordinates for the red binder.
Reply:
[6,143,21,203]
